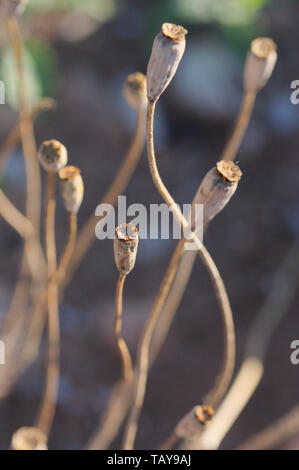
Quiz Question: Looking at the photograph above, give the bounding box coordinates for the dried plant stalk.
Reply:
[113,224,138,381]
[122,238,186,449]
[122,99,236,450]
[114,273,133,381]
[149,35,275,386]
[1,76,146,398]
[221,37,277,162]
[7,17,42,277]
[36,171,60,438]
[196,238,299,450]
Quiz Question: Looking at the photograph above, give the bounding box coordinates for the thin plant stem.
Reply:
[122,100,235,450]
[196,238,299,450]
[57,212,77,284]
[0,189,34,239]
[220,90,256,162]
[7,18,42,278]
[0,211,79,400]
[67,104,146,282]
[122,238,185,450]
[114,273,133,382]
[237,402,299,450]
[36,172,59,438]
[152,87,258,379]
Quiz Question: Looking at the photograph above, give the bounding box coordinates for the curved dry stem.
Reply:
[220,90,256,162]
[114,273,133,381]
[237,402,299,450]
[67,103,146,282]
[122,100,235,450]
[17,212,78,375]
[122,238,185,450]
[197,238,299,450]
[36,172,59,438]
[150,86,257,380]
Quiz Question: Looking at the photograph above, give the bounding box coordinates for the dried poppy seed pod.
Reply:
[2,0,27,16]
[38,139,68,173]
[58,166,84,214]
[244,37,277,92]
[11,427,48,450]
[191,160,242,230]
[175,406,214,439]
[114,223,139,275]
[147,22,187,102]
[123,72,147,110]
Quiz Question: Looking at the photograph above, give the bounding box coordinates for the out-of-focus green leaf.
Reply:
[171,0,272,25]
[0,46,42,109]
[27,0,118,22]
[26,39,58,99]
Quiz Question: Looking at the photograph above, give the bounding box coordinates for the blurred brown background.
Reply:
[0,0,298,450]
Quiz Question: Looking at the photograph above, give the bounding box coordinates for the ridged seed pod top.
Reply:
[38,139,68,173]
[147,23,187,101]
[191,161,242,229]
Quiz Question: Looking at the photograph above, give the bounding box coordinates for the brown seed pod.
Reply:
[58,165,84,214]
[123,72,147,110]
[191,160,242,229]
[38,139,68,173]
[244,37,277,92]
[175,406,215,439]
[114,223,139,275]
[147,22,187,102]
[1,0,27,16]
[11,426,48,450]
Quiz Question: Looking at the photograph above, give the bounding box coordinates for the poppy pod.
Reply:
[11,427,48,450]
[114,223,139,275]
[175,406,214,439]
[147,23,187,102]
[2,0,27,16]
[38,139,68,173]
[244,37,277,92]
[191,160,242,230]
[58,166,84,214]
[123,72,147,110]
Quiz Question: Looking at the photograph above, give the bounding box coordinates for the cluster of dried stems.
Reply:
[0,3,297,451]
